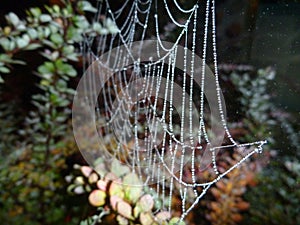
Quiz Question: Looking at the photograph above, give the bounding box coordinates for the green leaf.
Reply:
[33,144,46,152]
[44,27,51,38]
[38,62,55,76]
[79,219,90,225]
[78,1,97,13]
[42,39,56,48]
[123,173,142,186]
[29,8,42,18]
[49,23,59,34]
[62,45,75,55]
[16,38,28,49]
[51,51,59,60]
[65,65,76,76]
[62,46,78,61]
[99,28,109,35]
[16,23,26,31]
[111,159,130,177]
[169,217,185,225]
[8,40,16,51]
[50,33,64,45]
[109,182,124,198]
[92,22,103,34]
[40,14,52,23]
[36,27,45,39]
[25,43,42,51]
[53,5,60,13]
[0,38,11,51]
[55,60,77,77]
[10,59,26,65]
[0,66,10,74]
[88,173,98,184]
[134,205,142,218]
[67,184,77,193]
[66,25,83,42]
[66,54,78,61]
[123,173,143,203]
[0,54,25,65]
[6,12,20,27]
[27,28,38,39]
[40,51,53,60]
[0,75,4,83]
[105,18,119,34]
[74,15,90,30]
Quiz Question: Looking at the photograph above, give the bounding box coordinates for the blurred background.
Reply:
[1,0,299,112]
[0,0,299,225]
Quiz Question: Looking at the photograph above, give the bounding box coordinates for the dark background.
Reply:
[1,0,299,114]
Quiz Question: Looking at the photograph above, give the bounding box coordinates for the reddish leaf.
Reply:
[97,180,107,191]
[81,166,93,177]
[110,195,123,210]
[137,194,154,212]
[140,212,153,225]
[88,189,106,207]
[117,200,133,219]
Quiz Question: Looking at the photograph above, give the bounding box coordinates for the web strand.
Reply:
[79,0,267,222]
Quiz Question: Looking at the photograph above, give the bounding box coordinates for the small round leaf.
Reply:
[88,190,106,207]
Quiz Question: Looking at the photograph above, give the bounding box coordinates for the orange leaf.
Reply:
[211,202,222,214]
[211,187,221,199]
[235,201,250,210]
[231,213,243,222]
[226,181,233,193]
[216,181,226,191]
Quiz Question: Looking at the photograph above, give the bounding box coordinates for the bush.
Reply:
[0,1,117,224]
[0,1,298,224]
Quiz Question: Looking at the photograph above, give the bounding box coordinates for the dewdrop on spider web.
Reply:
[72,0,267,222]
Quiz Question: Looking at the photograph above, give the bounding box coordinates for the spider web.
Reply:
[74,0,267,222]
